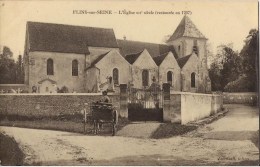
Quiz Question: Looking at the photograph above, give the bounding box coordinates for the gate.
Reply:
[128,86,163,122]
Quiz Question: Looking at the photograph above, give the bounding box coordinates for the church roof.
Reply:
[167,16,207,42]
[124,50,144,64]
[91,51,110,66]
[153,52,169,66]
[117,39,172,57]
[27,22,118,54]
[177,54,192,68]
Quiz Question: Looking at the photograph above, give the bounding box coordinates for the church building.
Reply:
[23,16,211,93]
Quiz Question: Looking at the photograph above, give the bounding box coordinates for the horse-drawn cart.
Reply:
[83,102,118,136]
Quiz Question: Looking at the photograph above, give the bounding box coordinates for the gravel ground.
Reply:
[0,104,259,165]
[0,126,258,165]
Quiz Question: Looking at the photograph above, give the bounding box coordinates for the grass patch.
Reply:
[0,133,25,165]
[151,123,197,139]
[250,130,259,149]
[0,117,130,136]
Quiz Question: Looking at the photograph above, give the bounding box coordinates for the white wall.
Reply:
[159,52,181,91]
[28,51,86,93]
[131,49,158,89]
[180,93,223,124]
[95,50,131,86]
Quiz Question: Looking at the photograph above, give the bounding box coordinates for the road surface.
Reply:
[0,104,259,165]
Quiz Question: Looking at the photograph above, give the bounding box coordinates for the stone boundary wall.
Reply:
[180,93,223,124]
[166,92,223,124]
[0,94,120,118]
[223,92,258,105]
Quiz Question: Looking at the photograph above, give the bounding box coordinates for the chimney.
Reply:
[123,35,126,40]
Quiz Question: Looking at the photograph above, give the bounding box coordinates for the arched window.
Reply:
[142,70,149,87]
[72,60,78,76]
[191,72,196,88]
[47,58,54,75]
[113,68,119,85]
[167,71,173,86]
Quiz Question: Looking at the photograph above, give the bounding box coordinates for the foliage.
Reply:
[240,29,259,92]
[224,75,254,92]
[16,55,24,84]
[0,46,24,84]
[209,28,258,92]
[209,62,222,91]
[209,44,242,91]
[58,86,69,93]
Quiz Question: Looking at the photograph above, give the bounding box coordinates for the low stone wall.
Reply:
[181,93,223,124]
[0,94,120,118]
[164,92,223,124]
[223,92,258,105]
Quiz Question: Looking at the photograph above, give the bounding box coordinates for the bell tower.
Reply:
[166,15,207,58]
[166,15,210,92]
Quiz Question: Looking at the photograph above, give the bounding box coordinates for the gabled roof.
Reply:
[27,22,118,54]
[90,51,110,66]
[167,16,207,42]
[124,50,144,64]
[38,78,57,84]
[153,52,169,66]
[117,39,174,57]
[177,54,192,68]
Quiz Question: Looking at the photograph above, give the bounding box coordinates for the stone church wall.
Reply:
[130,50,159,89]
[27,51,85,93]
[158,54,181,91]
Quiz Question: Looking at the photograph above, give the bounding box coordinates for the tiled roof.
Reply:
[117,39,172,57]
[91,51,110,66]
[177,54,192,68]
[167,16,206,42]
[153,52,169,66]
[27,22,118,54]
[124,50,144,64]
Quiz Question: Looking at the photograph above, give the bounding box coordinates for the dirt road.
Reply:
[0,104,259,165]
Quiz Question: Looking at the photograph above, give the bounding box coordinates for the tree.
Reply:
[0,46,25,84]
[0,46,17,84]
[220,46,242,89]
[208,62,222,91]
[209,44,242,91]
[16,55,24,84]
[240,29,259,92]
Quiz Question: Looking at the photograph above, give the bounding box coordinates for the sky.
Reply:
[0,0,258,60]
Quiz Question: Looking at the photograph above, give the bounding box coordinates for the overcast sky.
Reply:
[0,0,258,59]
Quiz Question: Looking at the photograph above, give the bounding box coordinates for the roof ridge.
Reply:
[117,39,166,46]
[177,54,193,68]
[125,49,144,57]
[91,51,111,66]
[27,21,114,31]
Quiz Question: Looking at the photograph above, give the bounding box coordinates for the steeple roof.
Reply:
[167,16,207,42]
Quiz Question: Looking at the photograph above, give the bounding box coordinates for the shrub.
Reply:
[58,86,69,93]
[224,75,254,92]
